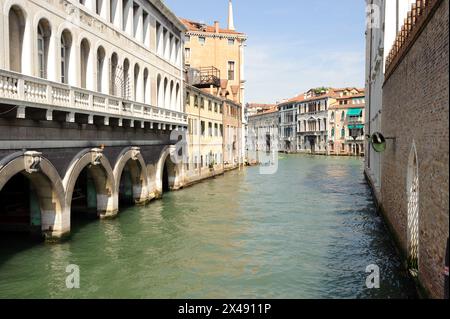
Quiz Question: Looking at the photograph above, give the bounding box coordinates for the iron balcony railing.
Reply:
[188,67,221,88]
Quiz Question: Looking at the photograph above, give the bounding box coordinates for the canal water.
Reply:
[0,155,416,298]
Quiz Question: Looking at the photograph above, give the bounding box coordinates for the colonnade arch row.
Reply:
[0,152,68,239]
[4,2,180,109]
[113,147,150,208]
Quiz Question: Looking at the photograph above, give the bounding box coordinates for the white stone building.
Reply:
[247,107,279,163]
[296,89,332,155]
[278,101,297,153]
[0,0,187,127]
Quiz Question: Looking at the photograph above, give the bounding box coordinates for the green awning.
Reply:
[348,124,364,129]
[347,108,363,117]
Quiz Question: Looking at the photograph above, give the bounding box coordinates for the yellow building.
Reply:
[180,1,247,105]
[181,0,247,170]
[184,85,225,185]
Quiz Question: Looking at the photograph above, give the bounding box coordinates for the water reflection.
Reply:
[0,155,416,298]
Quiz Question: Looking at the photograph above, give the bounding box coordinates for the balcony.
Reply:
[0,69,187,127]
[188,67,221,89]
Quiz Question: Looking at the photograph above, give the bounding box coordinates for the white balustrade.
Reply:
[0,69,187,126]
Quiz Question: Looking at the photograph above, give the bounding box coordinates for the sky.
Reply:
[164,0,367,104]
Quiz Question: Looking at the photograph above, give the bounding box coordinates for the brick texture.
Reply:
[381,0,449,299]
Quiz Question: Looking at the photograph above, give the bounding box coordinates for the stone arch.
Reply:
[113,147,149,207]
[406,140,420,273]
[63,148,117,219]
[0,151,68,239]
[155,146,183,197]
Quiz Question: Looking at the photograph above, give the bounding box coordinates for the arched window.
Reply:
[60,30,72,84]
[163,77,169,108]
[175,83,180,110]
[143,68,149,104]
[157,74,163,107]
[80,38,91,89]
[133,63,140,101]
[8,6,26,73]
[331,127,335,137]
[169,80,175,109]
[96,46,106,93]
[123,59,130,99]
[37,19,51,79]
[110,53,118,96]
[341,128,345,138]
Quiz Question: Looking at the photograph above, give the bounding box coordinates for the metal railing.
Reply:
[0,69,187,126]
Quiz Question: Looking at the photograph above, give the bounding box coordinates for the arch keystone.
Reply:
[24,151,43,173]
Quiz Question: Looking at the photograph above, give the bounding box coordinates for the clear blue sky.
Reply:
[164,0,366,104]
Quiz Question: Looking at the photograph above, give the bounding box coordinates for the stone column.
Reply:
[0,4,4,70]
[48,32,57,82]
[123,0,133,36]
[143,13,151,47]
[134,6,143,42]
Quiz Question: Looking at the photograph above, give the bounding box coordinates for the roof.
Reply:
[249,106,278,117]
[180,18,245,36]
[279,88,365,106]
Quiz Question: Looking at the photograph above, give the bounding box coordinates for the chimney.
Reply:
[228,0,235,30]
[214,21,220,33]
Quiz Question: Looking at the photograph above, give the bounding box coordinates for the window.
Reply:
[185,48,191,59]
[214,103,218,113]
[228,61,235,80]
[341,128,345,138]
[214,123,218,136]
[199,36,205,44]
[201,97,205,109]
[341,111,345,121]
[37,25,47,78]
[60,36,68,83]
[185,35,190,42]
[186,92,190,105]
[194,95,198,107]
[208,100,212,111]
[228,38,235,46]
[201,121,205,136]
[331,128,335,137]
[208,122,212,136]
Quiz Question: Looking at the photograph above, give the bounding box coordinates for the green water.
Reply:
[0,155,416,298]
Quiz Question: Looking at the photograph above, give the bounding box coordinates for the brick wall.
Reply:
[381,0,449,298]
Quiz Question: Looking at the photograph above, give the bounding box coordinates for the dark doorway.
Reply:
[0,174,42,238]
[162,161,170,192]
[71,167,97,220]
[119,164,134,208]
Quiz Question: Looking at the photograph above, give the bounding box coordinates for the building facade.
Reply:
[296,88,335,155]
[247,106,278,163]
[184,85,224,184]
[278,101,297,153]
[223,99,242,170]
[0,0,188,239]
[181,0,247,165]
[328,89,365,156]
[366,0,449,298]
